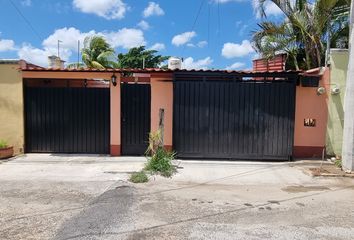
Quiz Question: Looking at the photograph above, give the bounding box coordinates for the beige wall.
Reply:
[0,63,24,154]
[326,49,349,156]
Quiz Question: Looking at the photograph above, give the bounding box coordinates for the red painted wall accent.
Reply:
[110,145,121,156]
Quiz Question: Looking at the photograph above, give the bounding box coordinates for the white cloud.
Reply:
[73,0,128,20]
[18,43,71,67]
[21,0,31,7]
[187,40,207,48]
[172,31,196,46]
[263,1,282,16]
[17,27,146,67]
[149,43,165,51]
[0,39,16,52]
[44,27,146,50]
[252,0,283,18]
[226,62,246,70]
[197,41,208,48]
[143,2,164,18]
[104,28,146,49]
[182,57,213,70]
[221,40,255,58]
[42,27,94,51]
[137,20,150,30]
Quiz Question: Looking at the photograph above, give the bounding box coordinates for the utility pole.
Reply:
[341,0,354,172]
[57,40,62,58]
[77,40,80,68]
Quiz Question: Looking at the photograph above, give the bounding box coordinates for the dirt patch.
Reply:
[310,168,330,176]
[281,185,330,193]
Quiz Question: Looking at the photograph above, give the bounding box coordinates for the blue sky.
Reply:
[0,0,283,69]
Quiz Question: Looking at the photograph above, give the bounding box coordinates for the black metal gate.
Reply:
[24,81,110,154]
[173,73,297,160]
[121,83,151,155]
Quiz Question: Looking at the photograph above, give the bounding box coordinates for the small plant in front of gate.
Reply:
[334,159,342,169]
[144,130,177,178]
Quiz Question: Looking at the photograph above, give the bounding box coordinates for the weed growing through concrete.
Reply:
[145,147,176,177]
[129,171,149,183]
[334,159,342,169]
[129,130,177,182]
[144,130,177,177]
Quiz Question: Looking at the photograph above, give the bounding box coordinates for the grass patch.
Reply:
[145,146,176,177]
[129,171,149,183]
[0,140,8,149]
[334,159,342,169]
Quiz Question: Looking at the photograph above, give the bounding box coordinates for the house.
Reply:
[0,54,345,160]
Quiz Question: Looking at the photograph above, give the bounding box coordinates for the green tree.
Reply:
[80,36,117,69]
[117,46,169,69]
[253,0,351,70]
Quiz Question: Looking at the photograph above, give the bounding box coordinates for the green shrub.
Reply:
[129,171,149,183]
[145,146,176,177]
[0,140,7,149]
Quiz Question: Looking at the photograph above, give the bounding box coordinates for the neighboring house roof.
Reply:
[21,66,300,74]
[0,59,44,69]
[0,59,21,64]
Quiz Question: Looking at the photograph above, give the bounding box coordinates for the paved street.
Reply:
[0,155,353,240]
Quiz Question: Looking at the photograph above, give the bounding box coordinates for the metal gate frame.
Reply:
[172,71,299,160]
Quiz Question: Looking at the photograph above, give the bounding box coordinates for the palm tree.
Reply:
[253,0,350,70]
[81,36,117,69]
[252,21,301,70]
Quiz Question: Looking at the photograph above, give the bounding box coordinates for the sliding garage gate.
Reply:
[173,72,298,160]
[24,79,110,154]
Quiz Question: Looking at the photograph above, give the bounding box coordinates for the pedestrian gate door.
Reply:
[121,83,151,155]
[24,79,110,154]
[173,73,297,160]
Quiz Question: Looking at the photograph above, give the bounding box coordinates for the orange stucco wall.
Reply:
[150,76,173,148]
[293,69,330,157]
[110,74,121,155]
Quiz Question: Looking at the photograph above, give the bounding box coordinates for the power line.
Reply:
[8,0,42,41]
[181,0,207,57]
[208,3,210,47]
[217,0,221,45]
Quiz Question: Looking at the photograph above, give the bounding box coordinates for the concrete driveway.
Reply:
[0,154,353,240]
